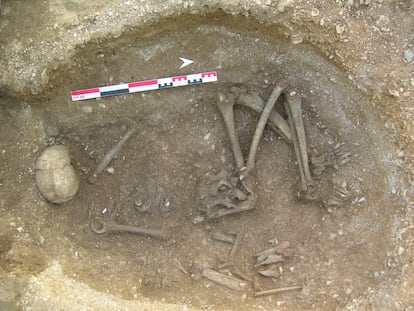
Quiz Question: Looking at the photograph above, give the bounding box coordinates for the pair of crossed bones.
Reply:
[200,82,318,221]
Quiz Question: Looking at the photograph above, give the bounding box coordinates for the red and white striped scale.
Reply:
[71,71,218,101]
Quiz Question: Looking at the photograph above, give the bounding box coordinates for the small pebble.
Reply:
[336,24,346,34]
[398,246,405,256]
[82,106,93,113]
[357,197,366,203]
[311,8,319,17]
[291,34,303,44]
[106,167,115,174]
[403,49,413,62]
[389,89,400,97]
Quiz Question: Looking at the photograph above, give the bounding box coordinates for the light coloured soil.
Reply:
[0,1,413,310]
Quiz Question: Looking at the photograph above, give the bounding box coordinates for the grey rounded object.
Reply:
[35,145,80,204]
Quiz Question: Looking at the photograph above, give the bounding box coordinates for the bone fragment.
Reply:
[334,143,352,166]
[88,127,136,183]
[229,188,248,201]
[207,199,254,220]
[246,85,285,173]
[212,232,235,244]
[206,197,237,211]
[311,153,331,177]
[202,268,246,291]
[255,255,285,267]
[253,275,263,292]
[254,241,291,259]
[217,93,245,170]
[230,269,253,282]
[254,285,302,297]
[217,261,232,269]
[173,258,189,276]
[326,177,351,207]
[258,266,281,278]
[229,231,244,259]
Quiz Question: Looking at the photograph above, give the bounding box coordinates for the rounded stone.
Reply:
[35,145,80,204]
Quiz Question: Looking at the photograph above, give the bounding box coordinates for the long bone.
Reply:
[246,85,285,174]
[88,127,136,183]
[232,89,292,144]
[90,218,169,240]
[285,95,318,200]
[217,93,245,171]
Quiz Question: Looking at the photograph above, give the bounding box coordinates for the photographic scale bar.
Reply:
[71,71,218,101]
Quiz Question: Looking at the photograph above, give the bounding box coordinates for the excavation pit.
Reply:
[0,9,412,311]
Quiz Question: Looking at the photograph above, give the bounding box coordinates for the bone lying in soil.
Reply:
[285,95,318,201]
[205,84,287,221]
[202,268,248,291]
[90,218,169,240]
[88,127,136,183]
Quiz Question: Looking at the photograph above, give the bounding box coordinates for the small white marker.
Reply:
[179,57,194,69]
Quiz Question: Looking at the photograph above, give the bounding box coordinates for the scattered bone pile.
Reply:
[194,234,300,296]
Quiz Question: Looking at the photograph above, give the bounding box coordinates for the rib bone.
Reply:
[285,95,318,200]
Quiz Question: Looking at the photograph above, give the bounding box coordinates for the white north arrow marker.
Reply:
[179,57,194,69]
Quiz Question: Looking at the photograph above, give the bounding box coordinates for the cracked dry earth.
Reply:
[0,2,413,311]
